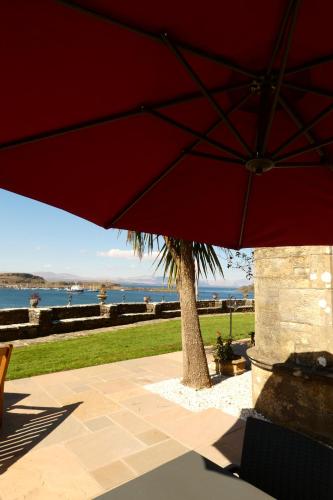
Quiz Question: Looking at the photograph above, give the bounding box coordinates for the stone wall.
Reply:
[0,308,29,325]
[0,299,254,342]
[249,246,333,445]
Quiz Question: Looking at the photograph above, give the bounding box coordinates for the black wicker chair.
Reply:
[227,417,333,500]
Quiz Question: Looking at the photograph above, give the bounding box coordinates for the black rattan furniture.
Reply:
[228,417,333,500]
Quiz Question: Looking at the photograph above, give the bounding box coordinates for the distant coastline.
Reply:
[0,273,177,293]
[0,273,252,296]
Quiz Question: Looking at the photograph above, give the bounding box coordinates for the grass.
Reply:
[7,313,254,380]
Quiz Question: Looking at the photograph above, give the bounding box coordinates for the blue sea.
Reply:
[0,286,252,309]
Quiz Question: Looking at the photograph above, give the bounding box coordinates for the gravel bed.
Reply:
[144,368,268,421]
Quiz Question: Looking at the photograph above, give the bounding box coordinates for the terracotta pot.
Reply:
[97,292,107,304]
[214,359,221,375]
[219,356,246,376]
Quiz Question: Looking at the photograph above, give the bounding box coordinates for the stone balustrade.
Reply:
[0,299,254,342]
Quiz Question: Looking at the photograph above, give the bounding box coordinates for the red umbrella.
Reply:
[1,0,333,248]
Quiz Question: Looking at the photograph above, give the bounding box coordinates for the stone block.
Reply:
[0,307,29,325]
[278,289,333,326]
[253,246,333,445]
[252,364,333,445]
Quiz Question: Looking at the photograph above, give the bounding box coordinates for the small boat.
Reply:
[70,284,84,293]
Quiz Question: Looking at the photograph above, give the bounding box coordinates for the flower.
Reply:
[30,292,41,301]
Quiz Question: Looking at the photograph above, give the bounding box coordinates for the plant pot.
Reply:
[219,356,246,376]
[30,298,39,308]
[214,359,221,375]
[97,292,107,305]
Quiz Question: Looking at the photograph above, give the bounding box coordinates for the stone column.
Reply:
[248,246,333,444]
[100,304,118,324]
[28,307,53,335]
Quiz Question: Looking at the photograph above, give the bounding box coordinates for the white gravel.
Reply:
[144,368,268,421]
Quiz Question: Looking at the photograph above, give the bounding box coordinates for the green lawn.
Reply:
[7,313,254,380]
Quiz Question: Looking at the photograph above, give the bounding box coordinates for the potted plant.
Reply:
[213,331,246,376]
[30,292,41,308]
[97,284,107,304]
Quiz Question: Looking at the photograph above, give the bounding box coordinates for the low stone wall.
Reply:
[0,308,30,325]
[0,299,254,342]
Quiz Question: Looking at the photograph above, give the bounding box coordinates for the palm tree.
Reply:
[126,232,223,390]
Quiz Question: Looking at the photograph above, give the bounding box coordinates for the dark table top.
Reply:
[95,451,274,500]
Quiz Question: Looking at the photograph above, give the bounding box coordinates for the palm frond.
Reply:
[125,231,225,287]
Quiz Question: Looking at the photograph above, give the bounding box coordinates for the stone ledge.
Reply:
[248,347,333,385]
[0,322,32,330]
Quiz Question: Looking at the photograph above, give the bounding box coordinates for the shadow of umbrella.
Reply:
[0,392,81,474]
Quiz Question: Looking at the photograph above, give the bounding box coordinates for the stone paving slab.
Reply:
[0,351,246,499]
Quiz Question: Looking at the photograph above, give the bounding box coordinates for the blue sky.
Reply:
[0,189,251,286]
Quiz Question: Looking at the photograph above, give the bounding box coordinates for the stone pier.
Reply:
[248,246,333,444]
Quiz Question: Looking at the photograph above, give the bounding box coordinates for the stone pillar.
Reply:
[100,304,118,323]
[248,246,333,445]
[28,307,53,335]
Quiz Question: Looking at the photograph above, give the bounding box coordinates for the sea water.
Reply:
[0,286,252,309]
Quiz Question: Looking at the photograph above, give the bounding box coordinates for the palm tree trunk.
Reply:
[178,240,211,389]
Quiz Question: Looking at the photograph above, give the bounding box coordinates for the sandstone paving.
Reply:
[120,392,177,417]
[109,410,153,434]
[106,386,147,402]
[90,460,136,492]
[135,428,169,446]
[123,439,189,476]
[60,389,122,422]
[0,350,245,499]
[65,425,145,471]
[84,416,115,432]
[0,444,103,500]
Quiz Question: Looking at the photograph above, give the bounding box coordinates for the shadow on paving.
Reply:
[0,392,81,474]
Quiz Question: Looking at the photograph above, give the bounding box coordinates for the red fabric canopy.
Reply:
[1,0,333,248]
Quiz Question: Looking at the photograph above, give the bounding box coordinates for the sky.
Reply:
[0,189,252,286]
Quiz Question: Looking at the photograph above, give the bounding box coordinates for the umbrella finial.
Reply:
[246,158,274,175]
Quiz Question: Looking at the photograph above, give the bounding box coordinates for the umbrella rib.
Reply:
[275,163,333,169]
[107,150,188,228]
[56,0,257,79]
[108,120,223,227]
[159,81,251,109]
[255,0,295,155]
[282,82,333,99]
[147,108,245,160]
[0,84,249,152]
[286,53,333,75]
[0,108,142,152]
[107,95,248,227]
[272,100,333,158]
[266,0,295,75]
[238,172,254,249]
[261,0,301,155]
[275,136,333,162]
[187,151,244,165]
[161,33,251,155]
[277,95,324,158]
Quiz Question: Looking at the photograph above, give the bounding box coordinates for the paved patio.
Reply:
[0,351,246,499]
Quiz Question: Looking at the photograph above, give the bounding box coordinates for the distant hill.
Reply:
[0,273,45,285]
[35,271,84,282]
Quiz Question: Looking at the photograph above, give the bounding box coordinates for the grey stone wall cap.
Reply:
[248,347,333,384]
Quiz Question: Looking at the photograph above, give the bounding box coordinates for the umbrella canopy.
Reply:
[1,0,333,248]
